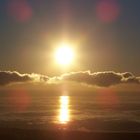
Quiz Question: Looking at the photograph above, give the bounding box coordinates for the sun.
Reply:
[55,43,74,66]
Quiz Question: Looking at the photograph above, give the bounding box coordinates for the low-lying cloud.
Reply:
[60,71,140,87]
[0,70,139,87]
[0,71,49,86]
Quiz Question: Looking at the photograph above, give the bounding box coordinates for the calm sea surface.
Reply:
[0,91,140,132]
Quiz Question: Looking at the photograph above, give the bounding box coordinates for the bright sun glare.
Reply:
[55,43,74,66]
[59,96,70,124]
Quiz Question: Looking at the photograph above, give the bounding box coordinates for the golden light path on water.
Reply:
[58,96,70,124]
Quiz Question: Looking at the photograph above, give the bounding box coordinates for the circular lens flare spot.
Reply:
[96,0,120,23]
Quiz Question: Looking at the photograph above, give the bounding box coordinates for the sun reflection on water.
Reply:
[59,96,70,124]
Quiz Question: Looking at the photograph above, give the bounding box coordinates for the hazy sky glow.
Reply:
[1,1,140,137]
[0,0,140,77]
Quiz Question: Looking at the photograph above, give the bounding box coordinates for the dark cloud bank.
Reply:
[61,71,140,87]
[0,71,48,86]
[0,70,139,87]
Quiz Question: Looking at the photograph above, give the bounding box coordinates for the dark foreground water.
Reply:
[0,91,140,132]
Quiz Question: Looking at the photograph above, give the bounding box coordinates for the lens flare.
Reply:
[96,0,120,23]
[7,0,32,22]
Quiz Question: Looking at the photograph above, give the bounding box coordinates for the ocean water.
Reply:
[0,91,140,132]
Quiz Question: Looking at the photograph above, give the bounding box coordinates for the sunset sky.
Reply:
[0,0,140,91]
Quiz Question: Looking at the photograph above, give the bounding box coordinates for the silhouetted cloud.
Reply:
[0,70,139,87]
[122,72,134,78]
[125,77,140,84]
[60,71,140,87]
[0,71,49,86]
